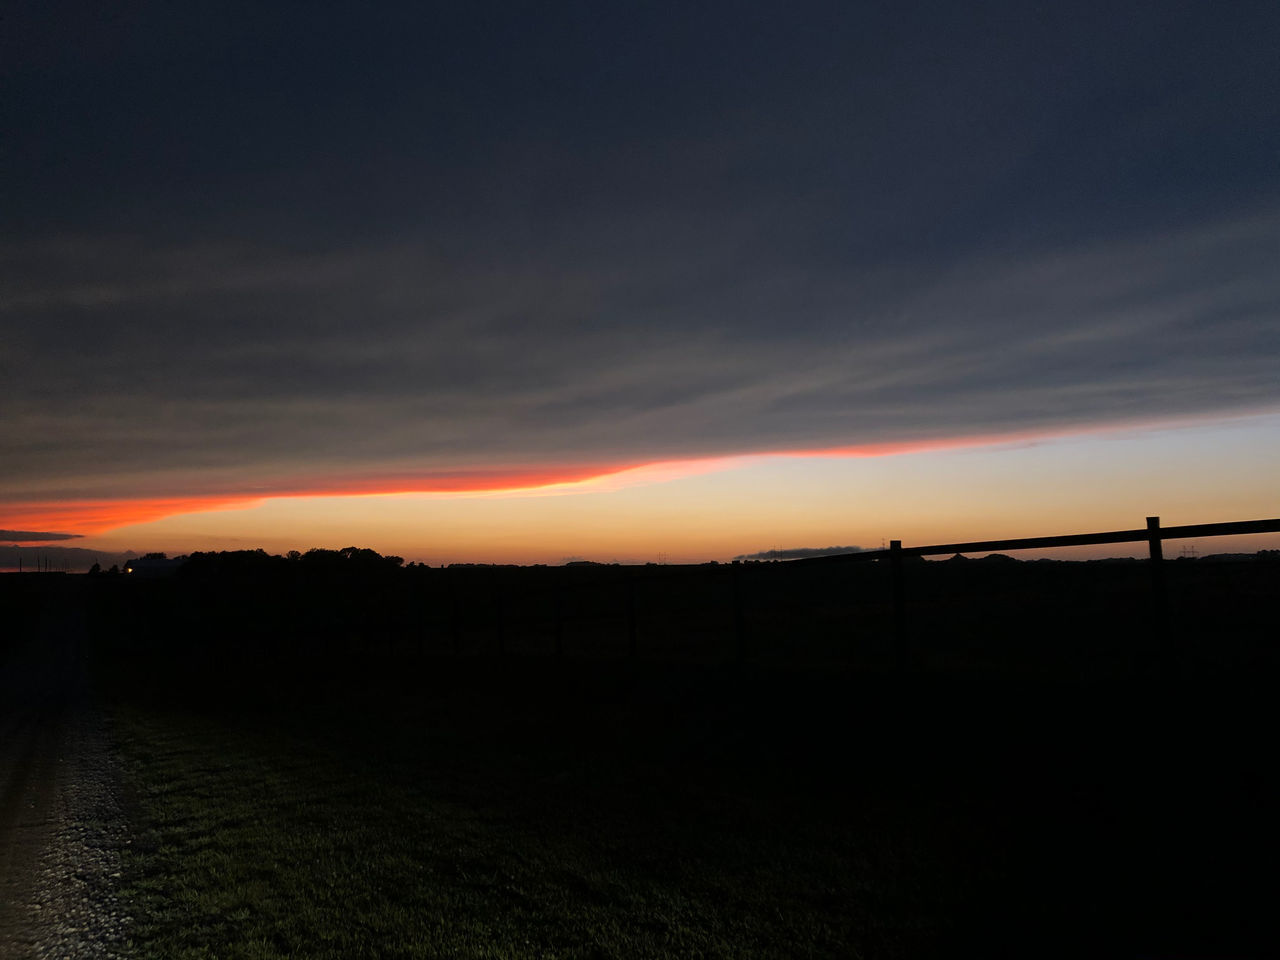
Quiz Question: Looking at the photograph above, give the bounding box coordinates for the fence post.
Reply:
[417,594,426,658]
[554,585,565,657]
[890,540,907,671]
[1146,516,1172,667]
[494,574,506,657]
[627,575,638,657]
[732,566,746,663]
[450,590,462,656]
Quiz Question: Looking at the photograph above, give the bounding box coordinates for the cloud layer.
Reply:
[4,210,1276,507]
[735,546,867,561]
[4,2,1278,522]
[0,529,83,542]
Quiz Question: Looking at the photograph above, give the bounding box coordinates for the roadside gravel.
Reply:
[0,614,135,960]
[20,705,135,959]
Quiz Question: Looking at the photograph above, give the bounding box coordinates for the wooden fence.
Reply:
[468,513,1279,666]
[63,514,1278,668]
[797,515,1280,668]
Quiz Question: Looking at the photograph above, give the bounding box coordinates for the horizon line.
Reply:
[3,408,1277,541]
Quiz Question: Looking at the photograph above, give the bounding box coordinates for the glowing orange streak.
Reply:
[0,466,653,539]
[0,497,268,539]
[261,464,621,497]
[778,427,1060,459]
[2,414,1257,541]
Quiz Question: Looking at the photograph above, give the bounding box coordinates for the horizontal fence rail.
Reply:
[796,514,1279,672]
[798,517,1280,563]
[35,514,1274,671]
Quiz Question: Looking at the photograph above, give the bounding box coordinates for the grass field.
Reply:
[111,660,1015,959]
[107,653,1280,959]
[4,561,1272,958]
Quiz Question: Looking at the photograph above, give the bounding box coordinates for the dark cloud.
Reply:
[4,210,1276,501]
[735,546,867,561]
[3,2,1278,503]
[0,530,83,542]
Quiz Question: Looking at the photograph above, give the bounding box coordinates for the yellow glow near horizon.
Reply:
[74,412,1280,563]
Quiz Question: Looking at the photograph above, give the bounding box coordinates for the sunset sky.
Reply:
[4,1,1278,564]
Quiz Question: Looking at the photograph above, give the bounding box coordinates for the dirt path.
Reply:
[0,583,133,958]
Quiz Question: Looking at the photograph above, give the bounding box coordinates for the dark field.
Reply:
[3,556,1277,957]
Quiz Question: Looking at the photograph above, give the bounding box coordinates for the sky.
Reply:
[3,1,1278,564]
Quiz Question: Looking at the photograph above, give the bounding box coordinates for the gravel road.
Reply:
[0,580,134,959]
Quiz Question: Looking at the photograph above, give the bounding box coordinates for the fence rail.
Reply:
[799,514,1279,670]
[799,516,1280,563]
[44,514,1276,670]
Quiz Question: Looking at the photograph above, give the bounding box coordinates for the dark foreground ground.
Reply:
[0,593,132,959]
[2,559,1277,958]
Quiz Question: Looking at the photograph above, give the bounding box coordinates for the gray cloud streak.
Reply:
[0,530,83,542]
[735,546,867,561]
[3,207,1277,501]
[4,2,1278,505]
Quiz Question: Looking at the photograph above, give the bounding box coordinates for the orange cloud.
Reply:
[779,425,1079,459]
[0,466,646,537]
[0,496,268,539]
[1,414,1244,539]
